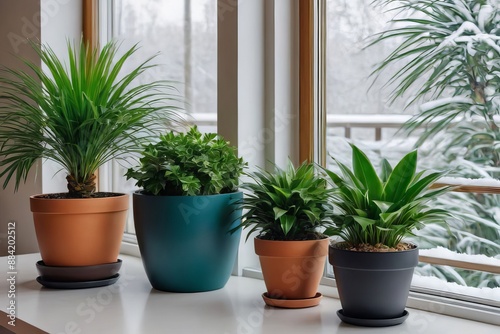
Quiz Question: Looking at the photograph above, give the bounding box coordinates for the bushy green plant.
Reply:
[0,40,180,198]
[236,161,334,241]
[126,126,245,196]
[324,144,451,248]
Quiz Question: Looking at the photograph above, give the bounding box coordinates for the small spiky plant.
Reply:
[0,41,180,198]
[235,161,334,241]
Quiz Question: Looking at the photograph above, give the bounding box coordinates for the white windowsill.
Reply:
[1,253,499,334]
[122,239,500,325]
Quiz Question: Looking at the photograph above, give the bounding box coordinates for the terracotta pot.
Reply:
[254,237,329,299]
[30,194,128,266]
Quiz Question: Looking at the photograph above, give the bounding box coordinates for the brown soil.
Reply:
[34,192,124,199]
[341,242,416,252]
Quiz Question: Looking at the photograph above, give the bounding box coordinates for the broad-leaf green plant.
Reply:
[236,161,334,241]
[325,144,451,248]
[125,126,246,196]
[0,40,181,198]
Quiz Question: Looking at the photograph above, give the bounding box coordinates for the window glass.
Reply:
[325,0,500,301]
[107,0,217,233]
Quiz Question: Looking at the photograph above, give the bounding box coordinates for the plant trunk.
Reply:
[66,174,96,198]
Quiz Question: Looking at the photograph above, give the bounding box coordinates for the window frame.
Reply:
[319,0,499,314]
[83,0,99,49]
[86,0,500,324]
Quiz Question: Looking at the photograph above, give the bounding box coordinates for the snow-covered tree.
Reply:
[369,0,500,288]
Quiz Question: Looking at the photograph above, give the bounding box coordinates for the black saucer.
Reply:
[36,259,122,282]
[337,309,409,327]
[36,274,120,289]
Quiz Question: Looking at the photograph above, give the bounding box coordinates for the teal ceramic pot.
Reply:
[133,191,242,292]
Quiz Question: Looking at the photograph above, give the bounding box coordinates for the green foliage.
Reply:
[0,40,180,197]
[324,144,451,248]
[236,161,334,241]
[126,126,245,196]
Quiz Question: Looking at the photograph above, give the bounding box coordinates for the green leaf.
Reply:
[380,158,392,182]
[383,150,417,202]
[280,214,296,236]
[352,216,377,231]
[373,200,392,213]
[273,207,288,220]
[350,144,383,199]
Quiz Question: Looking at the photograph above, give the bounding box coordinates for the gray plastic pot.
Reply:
[329,242,418,322]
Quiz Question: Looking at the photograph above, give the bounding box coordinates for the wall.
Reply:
[0,0,81,255]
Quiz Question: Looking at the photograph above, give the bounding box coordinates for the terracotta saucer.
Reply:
[262,292,322,308]
[36,259,122,282]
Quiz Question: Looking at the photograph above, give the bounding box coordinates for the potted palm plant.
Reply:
[325,144,451,326]
[235,161,334,308]
[125,126,246,292]
[0,40,180,284]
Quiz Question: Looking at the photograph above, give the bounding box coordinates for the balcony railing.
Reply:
[326,114,413,141]
[189,113,414,142]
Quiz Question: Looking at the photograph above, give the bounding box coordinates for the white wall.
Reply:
[0,0,82,255]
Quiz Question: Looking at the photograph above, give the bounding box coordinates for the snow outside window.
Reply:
[324,0,499,305]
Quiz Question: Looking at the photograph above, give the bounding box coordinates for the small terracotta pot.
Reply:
[254,237,329,300]
[30,194,128,266]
